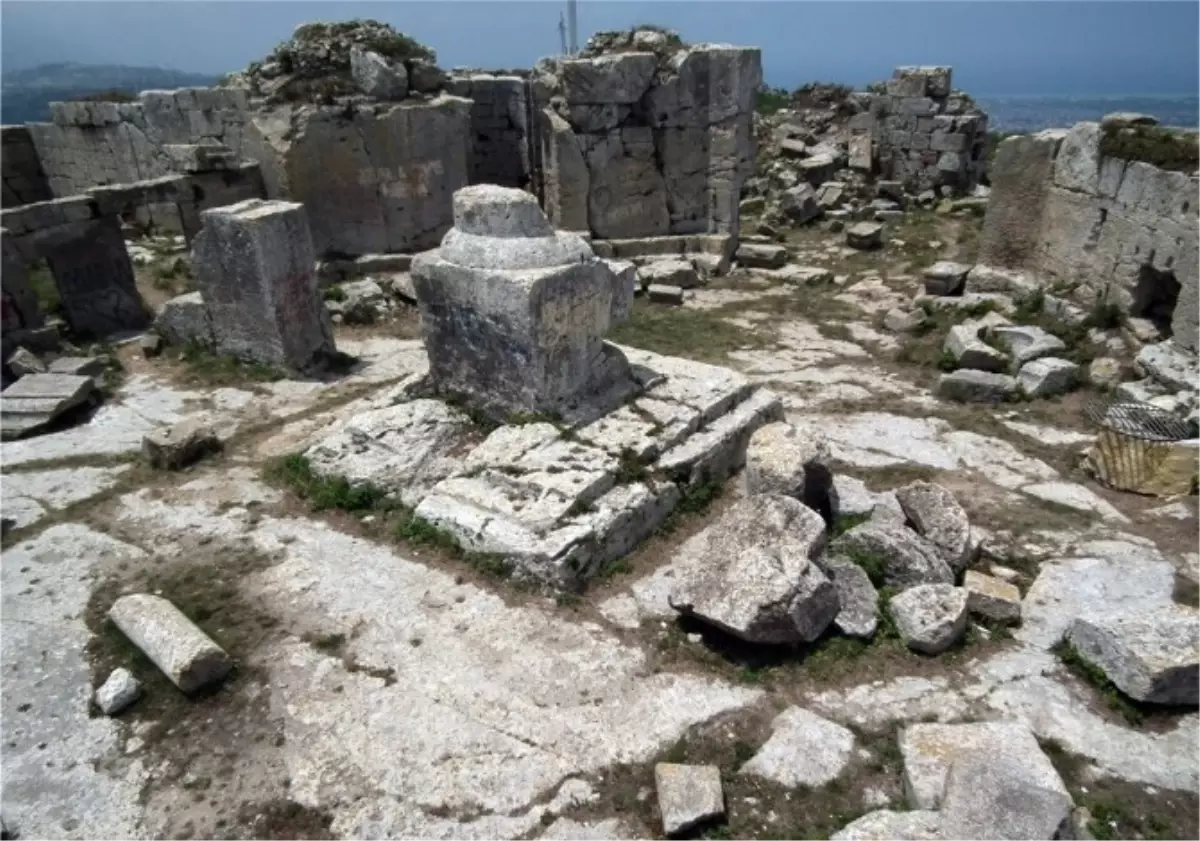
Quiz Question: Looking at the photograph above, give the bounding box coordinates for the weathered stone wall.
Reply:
[26,88,250,198]
[445,73,535,189]
[851,67,987,195]
[979,121,1199,352]
[2,126,53,208]
[242,95,472,257]
[533,39,761,240]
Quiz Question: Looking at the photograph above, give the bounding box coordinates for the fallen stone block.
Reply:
[780,183,820,224]
[735,242,788,269]
[884,308,926,333]
[350,46,408,99]
[829,520,953,591]
[962,570,1021,624]
[336,278,388,325]
[846,221,884,250]
[936,370,1018,403]
[940,752,1074,840]
[922,261,970,296]
[668,495,837,644]
[638,259,699,290]
[965,264,1039,297]
[944,324,1007,373]
[740,707,856,787]
[1135,340,1198,393]
[1017,357,1079,398]
[108,593,233,693]
[6,346,45,377]
[743,422,833,520]
[0,373,96,440]
[654,763,724,837]
[900,720,1070,817]
[989,324,1067,365]
[888,584,968,654]
[1065,606,1199,705]
[139,333,164,358]
[142,418,221,470]
[894,482,972,573]
[823,555,879,638]
[647,284,685,305]
[155,291,214,348]
[770,265,834,285]
[830,810,942,841]
[94,667,141,715]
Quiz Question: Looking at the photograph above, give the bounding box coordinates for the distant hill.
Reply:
[1,62,220,124]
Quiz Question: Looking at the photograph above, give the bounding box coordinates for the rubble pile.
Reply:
[225,19,445,103]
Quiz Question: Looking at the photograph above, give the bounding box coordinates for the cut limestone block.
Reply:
[94,667,141,715]
[47,356,106,377]
[743,422,833,521]
[989,325,1067,366]
[944,324,1007,373]
[962,570,1021,624]
[888,584,968,654]
[1065,606,1199,705]
[828,520,953,591]
[639,259,700,289]
[668,495,837,643]
[846,222,883,250]
[740,707,856,788]
[1017,357,1079,398]
[108,593,232,693]
[830,810,942,841]
[734,242,788,269]
[922,261,970,296]
[940,752,1074,840]
[142,418,221,470]
[0,373,95,440]
[191,199,336,373]
[6,347,45,377]
[648,284,685,305]
[936,369,1018,403]
[654,763,724,837]
[894,481,972,573]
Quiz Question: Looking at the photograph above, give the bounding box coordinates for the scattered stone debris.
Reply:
[93,667,142,715]
[962,570,1021,624]
[142,418,222,470]
[936,369,1018,403]
[654,763,725,837]
[740,706,856,787]
[846,221,883,250]
[0,373,96,440]
[107,594,233,693]
[894,482,973,572]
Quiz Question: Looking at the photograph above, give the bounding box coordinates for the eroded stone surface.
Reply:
[1066,607,1199,705]
[740,707,856,787]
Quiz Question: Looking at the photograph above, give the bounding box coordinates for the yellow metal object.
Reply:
[1085,430,1199,497]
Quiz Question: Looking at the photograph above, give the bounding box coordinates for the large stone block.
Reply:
[44,214,151,338]
[191,198,336,373]
[411,185,636,420]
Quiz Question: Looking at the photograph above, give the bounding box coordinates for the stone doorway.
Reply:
[1131,264,1181,337]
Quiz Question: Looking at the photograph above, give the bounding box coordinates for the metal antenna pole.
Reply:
[567,0,578,54]
[558,10,568,56]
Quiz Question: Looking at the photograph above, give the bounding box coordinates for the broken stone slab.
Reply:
[939,752,1075,841]
[654,763,724,837]
[888,584,968,654]
[962,570,1021,625]
[142,418,221,470]
[989,325,1067,366]
[154,291,214,348]
[335,279,388,325]
[6,346,45,377]
[647,284,685,306]
[638,259,699,290]
[883,308,926,333]
[740,707,856,787]
[780,183,820,224]
[828,520,953,591]
[823,555,880,639]
[734,242,787,269]
[667,495,838,644]
[944,324,1007,373]
[108,594,233,693]
[1135,341,1199,393]
[139,333,164,358]
[0,373,96,440]
[936,369,1018,403]
[767,264,834,286]
[846,221,883,250]
[965,265,1040,297]
[1065,606,1199,705]
[922,261,970,296]
[1017,357,1079,398]
[894,482,973,573]
[93,667,141,715]
[899,720,1069,813]
[743,422,833,520]
[47,356,106,378]
[830,810,943,841]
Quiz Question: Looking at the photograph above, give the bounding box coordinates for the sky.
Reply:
[2,1,1198,95]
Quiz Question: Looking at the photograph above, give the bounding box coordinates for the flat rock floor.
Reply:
[3,228,1198,839]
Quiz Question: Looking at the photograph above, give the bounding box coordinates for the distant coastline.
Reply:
[975,93,1199,133]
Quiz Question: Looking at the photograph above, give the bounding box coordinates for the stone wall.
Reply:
[241,94,472,257]
[533,37,761,240]
[978,121,1199,352]
[26,88,250,198]
[445,72,536,190]
[2,126,53,208]
[851,67,987,195]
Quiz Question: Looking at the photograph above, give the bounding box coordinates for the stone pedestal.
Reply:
[191,199,335,373]
[411,185,637,421]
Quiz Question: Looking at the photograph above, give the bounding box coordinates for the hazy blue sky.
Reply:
[2,1,1197,94]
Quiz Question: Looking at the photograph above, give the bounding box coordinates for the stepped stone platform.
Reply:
[306,345,783,588]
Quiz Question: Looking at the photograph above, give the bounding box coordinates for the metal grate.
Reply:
[1083,396,1193,443]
